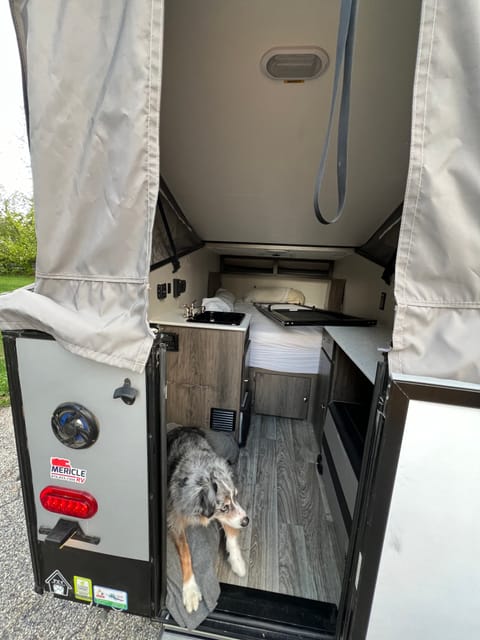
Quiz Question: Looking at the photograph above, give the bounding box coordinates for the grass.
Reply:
[0,274,34,407]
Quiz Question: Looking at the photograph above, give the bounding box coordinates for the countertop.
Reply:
[149,309,251,332]
[326,324,392,383]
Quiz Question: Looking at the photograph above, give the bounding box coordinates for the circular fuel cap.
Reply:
[51,403,99,449]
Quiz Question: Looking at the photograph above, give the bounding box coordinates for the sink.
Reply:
[187,311,245,326]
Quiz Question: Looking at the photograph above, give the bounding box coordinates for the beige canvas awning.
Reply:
[0,0,164,372]
[389,0,480,384]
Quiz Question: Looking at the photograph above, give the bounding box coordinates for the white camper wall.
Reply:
[148,248,219,321]
[332,254,395,326]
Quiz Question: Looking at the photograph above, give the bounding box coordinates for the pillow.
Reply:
[215,288,236,310]
[244,286,305,305]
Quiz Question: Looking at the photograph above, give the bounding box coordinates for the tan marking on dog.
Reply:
[223,523,240,538]
[172,529,193,583]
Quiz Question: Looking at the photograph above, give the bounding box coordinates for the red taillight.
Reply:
[40,486,98,519]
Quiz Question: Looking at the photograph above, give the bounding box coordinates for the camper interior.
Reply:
[147,0,421,632]
[4,0,480,638]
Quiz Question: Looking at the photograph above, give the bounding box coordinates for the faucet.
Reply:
[182,300,205,319]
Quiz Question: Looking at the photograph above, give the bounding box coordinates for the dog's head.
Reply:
[198,465,249,529]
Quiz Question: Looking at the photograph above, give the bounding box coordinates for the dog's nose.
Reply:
[241,516,249,528]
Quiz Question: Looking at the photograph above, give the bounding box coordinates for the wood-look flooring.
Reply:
[216,414,343,603]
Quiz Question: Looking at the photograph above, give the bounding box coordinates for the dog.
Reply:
[167,426,249,613]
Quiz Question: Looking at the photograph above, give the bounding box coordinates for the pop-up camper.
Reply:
[1,1,480,638]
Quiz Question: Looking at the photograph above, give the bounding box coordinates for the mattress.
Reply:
[234,302,324,374]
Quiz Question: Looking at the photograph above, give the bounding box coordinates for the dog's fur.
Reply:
[167,426,249,613]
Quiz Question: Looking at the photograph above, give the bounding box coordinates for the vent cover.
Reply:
[261,47,329,81]
[210,408,236,432]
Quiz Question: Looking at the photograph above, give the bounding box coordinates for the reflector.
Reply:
[40,486,98,519]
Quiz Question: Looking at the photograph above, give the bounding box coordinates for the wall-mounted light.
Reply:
[260,46,329,82]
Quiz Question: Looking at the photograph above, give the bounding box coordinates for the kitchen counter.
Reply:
[149,309,251,332]
[326,324,392,383]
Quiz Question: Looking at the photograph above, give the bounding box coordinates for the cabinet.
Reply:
[316,326,391,552]
[253,371,312,419]
[158,324,250,443]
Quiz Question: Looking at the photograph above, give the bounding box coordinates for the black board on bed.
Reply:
[254,303,377,327]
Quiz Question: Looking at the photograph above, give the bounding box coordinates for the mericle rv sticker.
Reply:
[50,457,87,484]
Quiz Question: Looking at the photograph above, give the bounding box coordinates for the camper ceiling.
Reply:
[160,0,421,249]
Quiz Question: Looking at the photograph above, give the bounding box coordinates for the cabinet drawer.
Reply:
[323,407,358,517]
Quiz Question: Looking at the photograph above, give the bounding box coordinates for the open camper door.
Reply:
[335,1,480,637]
[1,0,169,621]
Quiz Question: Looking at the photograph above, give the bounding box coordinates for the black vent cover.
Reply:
[210,408,236,432]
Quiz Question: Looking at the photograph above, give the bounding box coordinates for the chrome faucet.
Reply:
[182,300,205,319]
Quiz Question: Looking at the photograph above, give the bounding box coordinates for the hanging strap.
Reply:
[313,0,359,225]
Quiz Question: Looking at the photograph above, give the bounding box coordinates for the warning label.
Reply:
[50,457,87,484]
[74,576,92,602]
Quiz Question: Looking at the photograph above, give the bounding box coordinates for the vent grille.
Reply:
[210,408,236,432]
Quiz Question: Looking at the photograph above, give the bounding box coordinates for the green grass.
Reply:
[0,274,35,407]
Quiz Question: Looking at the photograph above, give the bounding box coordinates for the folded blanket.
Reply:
[166,523,221,630]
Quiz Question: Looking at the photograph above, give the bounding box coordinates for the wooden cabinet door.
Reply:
[254,371,312,419]
[162,325,244,430]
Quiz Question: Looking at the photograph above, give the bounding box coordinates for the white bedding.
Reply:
[234,302,324,374]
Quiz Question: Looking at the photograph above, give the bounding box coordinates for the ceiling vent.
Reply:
[261,47,329,81]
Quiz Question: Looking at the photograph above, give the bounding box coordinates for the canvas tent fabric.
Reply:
[390,0,480,385]
[0,0,164,373]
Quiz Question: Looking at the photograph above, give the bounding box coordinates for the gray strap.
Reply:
[313,0,359,225]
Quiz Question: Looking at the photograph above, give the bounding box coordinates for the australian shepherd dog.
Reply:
[167,426,249,613]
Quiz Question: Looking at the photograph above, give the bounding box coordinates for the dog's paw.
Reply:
[183,576,203,613]
[228,550,247,578]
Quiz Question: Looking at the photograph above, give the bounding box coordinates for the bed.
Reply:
[234,301,324,375]
[201,284,331,420]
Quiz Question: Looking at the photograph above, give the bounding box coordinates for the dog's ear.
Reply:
[199,476,217,518]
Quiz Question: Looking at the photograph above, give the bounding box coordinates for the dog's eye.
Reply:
[220,505,230,513]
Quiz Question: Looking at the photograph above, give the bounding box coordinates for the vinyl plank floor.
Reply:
[217,414,342,603]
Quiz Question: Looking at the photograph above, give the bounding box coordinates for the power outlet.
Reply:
[173,278,186,297]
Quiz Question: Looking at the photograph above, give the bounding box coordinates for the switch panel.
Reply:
[157,283,167,300]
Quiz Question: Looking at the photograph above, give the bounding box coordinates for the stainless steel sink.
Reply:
[187,311,245,325]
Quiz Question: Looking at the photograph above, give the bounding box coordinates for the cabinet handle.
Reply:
[243,379,249,384]
[303,396,309,403]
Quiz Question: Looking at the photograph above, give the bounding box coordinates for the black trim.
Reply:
[322,433,352,535]
[150,244,204,272]
[2,332,44,593]
[146,339,168,617]
[166,584,337,639]
[157,195,181,273]
[206,240,356,250]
